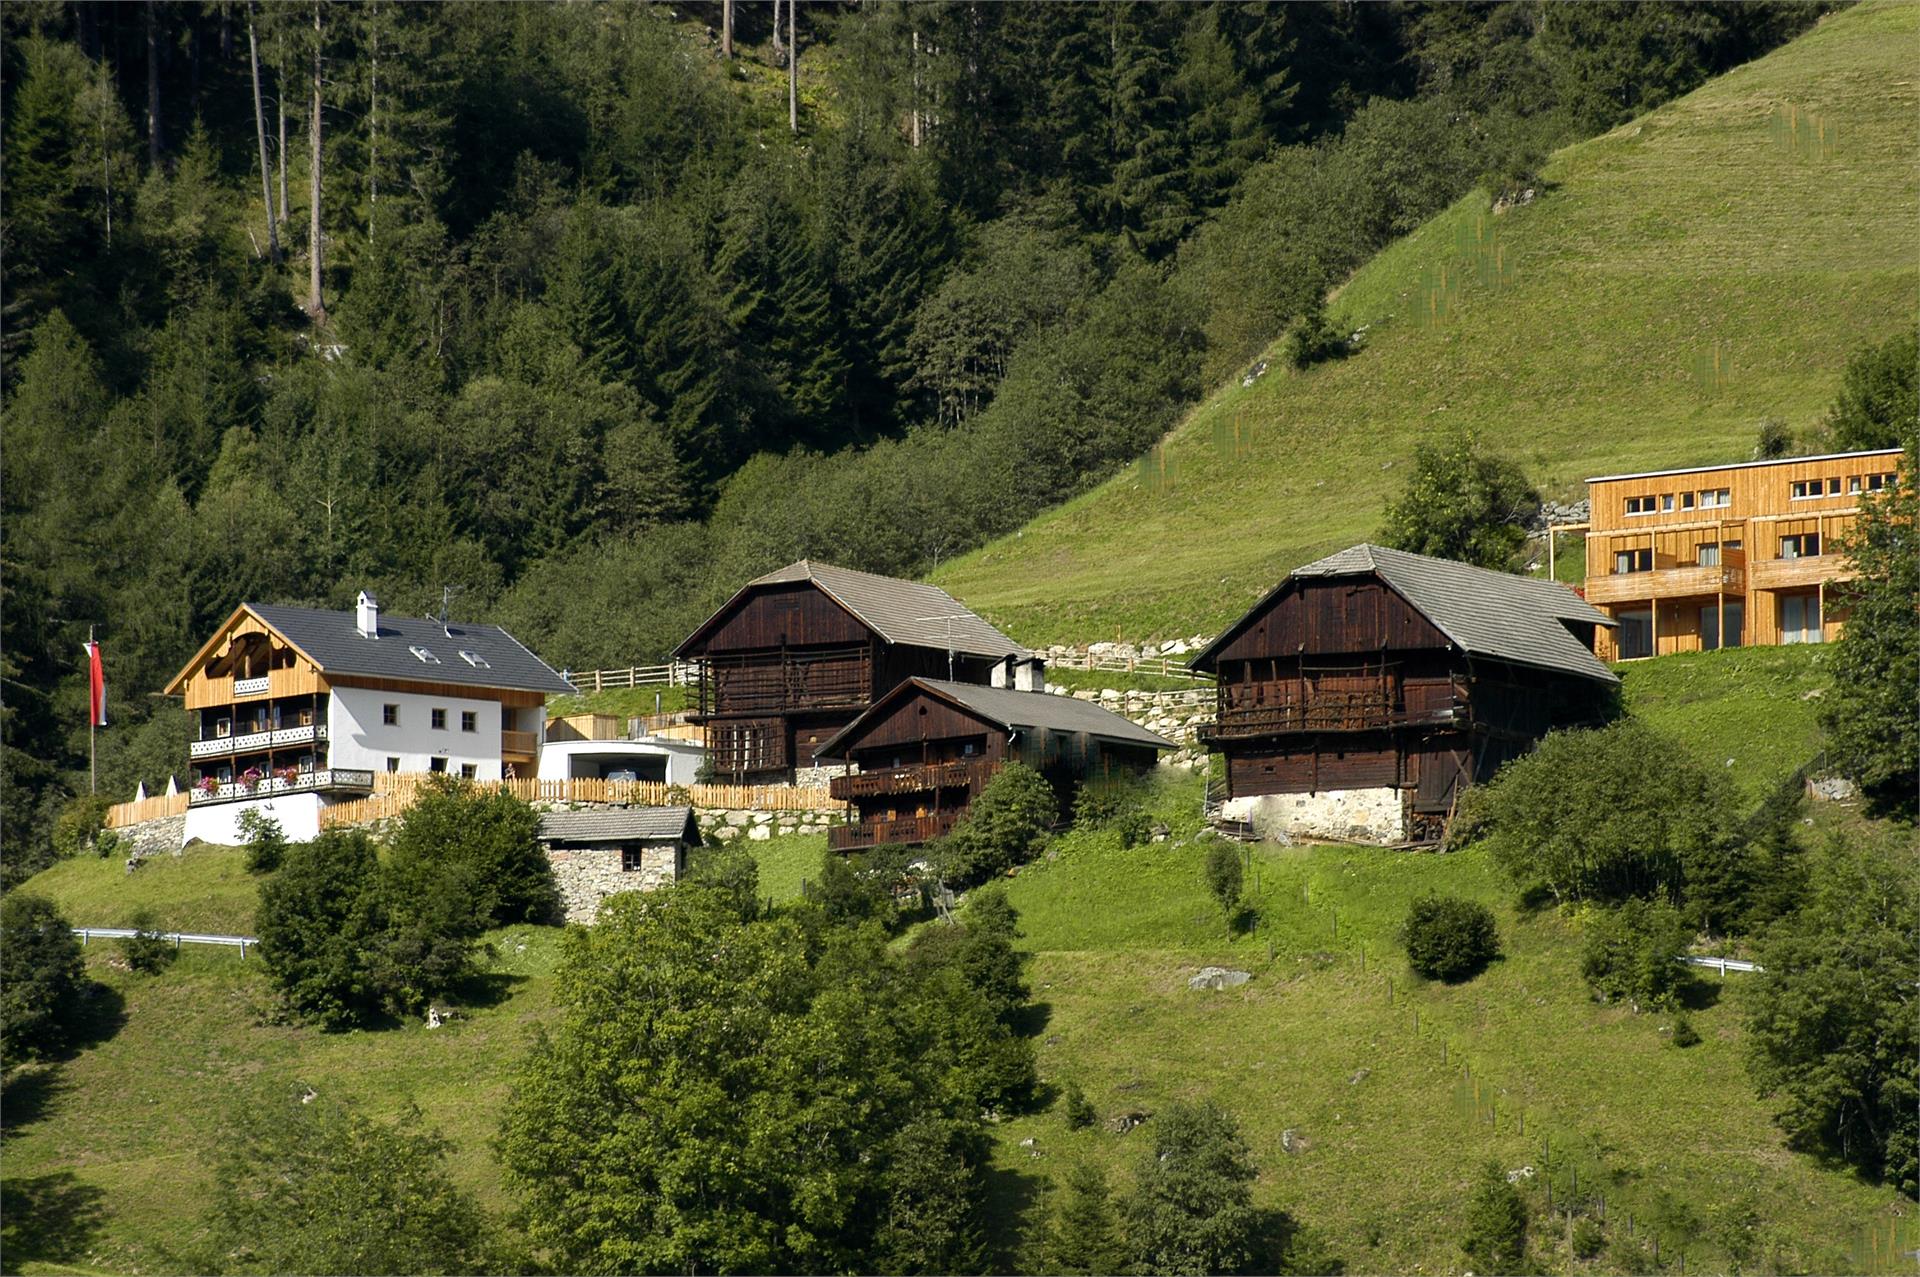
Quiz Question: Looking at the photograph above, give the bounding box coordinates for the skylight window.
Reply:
[409,645,442,664]
[459,650,490,669]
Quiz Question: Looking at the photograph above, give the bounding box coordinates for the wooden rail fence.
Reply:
[566,661,700,693]
[105,793,190,828]
[319,774,839,829]
[1054,649,1213,682]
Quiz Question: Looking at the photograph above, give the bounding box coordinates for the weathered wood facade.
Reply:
[1584,448,1902,658]
[1193,546,1618,843]
[819,679,1170,851]
[674,561,1026,782]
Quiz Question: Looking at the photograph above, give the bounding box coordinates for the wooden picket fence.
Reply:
[319,773,839,830]
[105,792,191,829]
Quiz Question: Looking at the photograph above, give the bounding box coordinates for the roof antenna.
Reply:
[439,585,464,638]
[915,613,971,682]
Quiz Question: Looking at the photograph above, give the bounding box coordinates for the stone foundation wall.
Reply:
[792,762,854,789]
[1224,788,1405,845]
[1052,685,1213,768]
[545,843,682,925]
[702,807,842,843]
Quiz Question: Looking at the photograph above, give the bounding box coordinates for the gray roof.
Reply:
[538,807,698,844]
[248,602,575,695]
[818,678,1175,758]
[680,560,1026,661]
[1195,544,1618,685]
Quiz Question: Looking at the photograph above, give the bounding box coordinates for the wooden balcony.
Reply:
[831,760,1000,801]
[1749,555,1850,590]
[828,811,962,852]
[190,723,328,760]
[500,729,538,758]
[699,646,872,717]
[1585,564,1744,605]
[189,769,375,805]
[1198,694,1455,743]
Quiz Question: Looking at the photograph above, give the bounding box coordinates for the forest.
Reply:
[1,1,1828,870]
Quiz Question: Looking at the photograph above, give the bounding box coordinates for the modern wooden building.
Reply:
[162,592,573,844]
[1190,544,1618,845]
[816,679,1173,851]
[1584,448,1902,658]
[673,560,1033,783]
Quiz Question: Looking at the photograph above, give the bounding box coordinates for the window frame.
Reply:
[431,707,448,731]
[461,710,477,733]
[382,704,399,726]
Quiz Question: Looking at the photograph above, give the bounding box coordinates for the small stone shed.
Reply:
[540,807,698,924]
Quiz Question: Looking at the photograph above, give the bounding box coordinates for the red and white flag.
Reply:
[82,640,106,727]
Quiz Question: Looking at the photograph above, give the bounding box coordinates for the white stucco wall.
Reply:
[184,792,324,845]
[1223,788,1406,845]
[536,737,706,785]
[328,687,506,778]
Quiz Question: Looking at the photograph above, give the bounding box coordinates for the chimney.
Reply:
[990,655,1013,689]
[1014,656,1046,693]
[356,591,381,638]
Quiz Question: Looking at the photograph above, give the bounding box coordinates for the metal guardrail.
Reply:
[73,927,258,957]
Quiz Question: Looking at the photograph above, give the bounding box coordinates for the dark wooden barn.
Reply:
[1189,544,1618,844]
[816,679,1173,851]
[673,560,1032,782]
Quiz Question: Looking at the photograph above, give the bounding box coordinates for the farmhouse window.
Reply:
[1699,489,1730,509]
[1617,610,1653,660]
[386,757,400,773]
[461,711,477,732]
[1614,548,1652,575]
[429,757,449,773]
[460,764,477,779]
[622,847,648,873]
[1624,496,1657,515]
[382,704,398,726]
[1778,533,1820,560]
[1780,594,1822,644]
[432,708,448,730]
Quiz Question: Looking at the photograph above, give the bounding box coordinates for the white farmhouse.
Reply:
[163,592,574,844]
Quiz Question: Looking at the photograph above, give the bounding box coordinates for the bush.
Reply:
[51,795,112,859]
[1580,899,1692,1011]
[1063,1080,1096,1130]
[1402,895,1500,982]
[120,909,175,975]
[1571,1215,1606,1260]
[1075,780,1153,847]
[1204,842,1243,918]
[1282,295,1346,371]
[943,763,1056,883]
[1,893,88,1061]
[1753,417,1794,459]
[1671,1014,1701,1048]
[384,777,556,928]
[1379,429,1540,570]
[237,809,288,874]
[1460,1162,1527,1271]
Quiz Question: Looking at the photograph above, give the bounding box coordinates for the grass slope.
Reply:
[934,2,1920,644]
[4,658,1903,1274]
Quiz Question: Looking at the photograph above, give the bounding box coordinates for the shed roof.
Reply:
[817,678,1175,759]
[538,807,699,844]
[1192,544,1618,685]
[674,560,1026,661]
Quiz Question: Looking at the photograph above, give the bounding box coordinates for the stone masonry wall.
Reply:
[1223,788,1405,845]
[546,843,681,925]
[1048,685,1213,769]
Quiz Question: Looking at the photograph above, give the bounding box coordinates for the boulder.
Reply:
[1188,967,1252,991]
[1106,1109,1150,1134]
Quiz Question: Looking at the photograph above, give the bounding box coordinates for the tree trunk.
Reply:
[910,29,920,147]
[308,2,324,317]
[771,0,783,57]
[277,30,289,229]
[722,0,732,58]
[787,0,797,133]
[248,11,280,262]
[145,0,163,165]
[367,4,378,242]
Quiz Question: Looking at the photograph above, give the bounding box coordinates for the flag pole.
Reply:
[89,624,97,796]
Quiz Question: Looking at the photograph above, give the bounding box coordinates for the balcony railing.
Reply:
[189,769,375,805]
[1749,555,1850,590]
[190,723,327,759]
[828,811,962,852]
[1198,695,1457,743]
[831,759,1000,801]
[501,729,539,757]
[233,676,272,698]
[1585,564,1744,604]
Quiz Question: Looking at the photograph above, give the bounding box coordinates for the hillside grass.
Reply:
[934,1,1920,645]
[20,844,259,936]
[6,653,1907,1274]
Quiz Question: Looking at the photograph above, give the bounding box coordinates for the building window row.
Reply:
[386,703,482,732]
[1625,488,1730,516]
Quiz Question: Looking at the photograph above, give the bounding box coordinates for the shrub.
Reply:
[1580,899,1692,1011]
[943,763,1056,883]
[1282,295,1346,371]
[384,776,557,928]
[1672,1014,1701,1048]
[1402,895,1500,982]
[51,795,112,859]
[120,909,176,975]
[1379,429,1540,570]
[1571,1214,1606,1260]
[0,893,88,1061]
[237,809,288,874]
[687,846,762,921]
[1204,842,1243,918]
[1063,1080,1096,1130]
[1753,417,1794,459]
[1121,1100,1262,1276]
[1074,778,1152,846]
[1460,1162,1527,1271]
